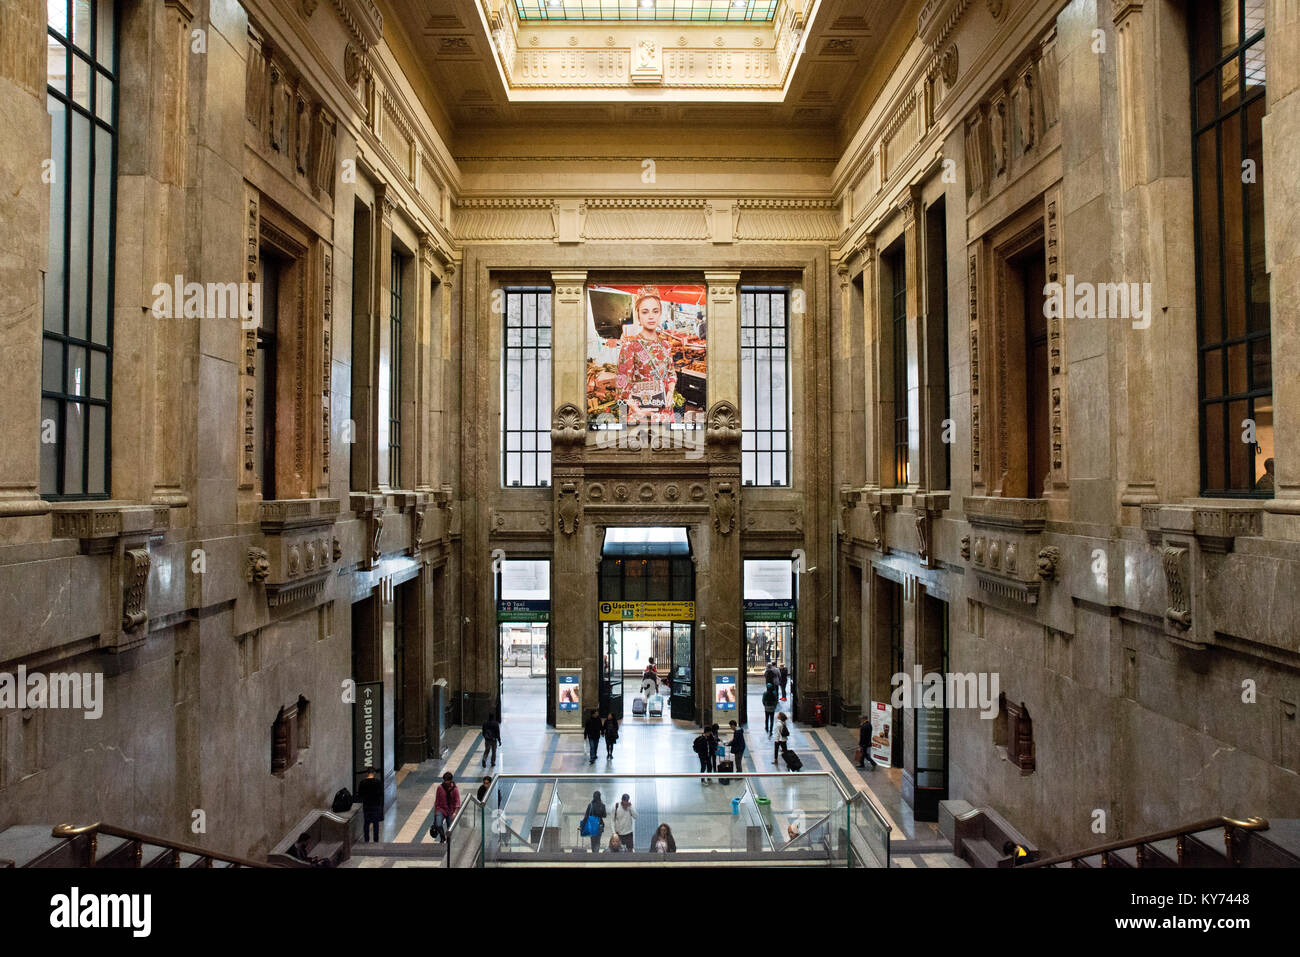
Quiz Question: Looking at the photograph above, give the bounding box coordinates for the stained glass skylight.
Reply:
[514,0,780,22]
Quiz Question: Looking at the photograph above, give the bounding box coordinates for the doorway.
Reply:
[496,559,550,724]
[600,619,694,720]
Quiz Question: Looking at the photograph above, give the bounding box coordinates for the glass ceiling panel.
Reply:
[515,0,780,22]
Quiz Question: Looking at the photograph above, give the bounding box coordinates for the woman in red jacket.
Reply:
[431,772,460,842]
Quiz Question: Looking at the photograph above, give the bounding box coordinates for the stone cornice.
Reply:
[917,0,973,51]
[331,0,382,52]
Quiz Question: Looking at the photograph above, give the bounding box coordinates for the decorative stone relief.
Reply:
[1160,545,1191,629]
[989,540,1001,570]
[552,402,585,445]
[247,547,270,584]
[689,484,707,502]
[989,97,1006,174]
[973,536,986,564]
[664,484,680,503]
[332,538,342,562]
[321,248,332,479]
[1036,546,1060,581]
[557,482,581,536]
[371,511,384,563]
[241,190,259,488]
[968,250,982,487]
[941,44,959,86]
[1004,542,1018,574]
[412,509,425,555]
[713,483,737,535]
[960,534,971,561]
[122,549,151,632]
[707,400,742,446]
[868,504,885,551]
[914,510,931,565]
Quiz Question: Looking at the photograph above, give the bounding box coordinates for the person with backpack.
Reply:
[431,772,460,843]
[612,793,637,851]
[707,724,721,775]
[773,712,790,764]
[583,709,603,764]
[778,661,789,700]
[580,790,607,852]
[693,728,712,783]
[762,683,778,735]
[481,713,501,767]
[763,660,780,692]
[640,659,659,701]
[728,719,747,771]
[356,767,384,842]
[603,712,620,760]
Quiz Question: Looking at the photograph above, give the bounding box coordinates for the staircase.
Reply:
[1024,817,1300,868]
[0,823,270,868]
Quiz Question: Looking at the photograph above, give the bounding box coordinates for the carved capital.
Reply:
[713,482,737,535]
[552,402,586,445]
[122,549,151,633]
[706,400,742,446]
[1160,545,1191,629]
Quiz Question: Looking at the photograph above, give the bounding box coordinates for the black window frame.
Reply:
[888,251,909,487]
[41,0,119,500]
[1190,0,1271,497]
[740,286,791,488]
[388,248,404,489]
[501,287,553,488]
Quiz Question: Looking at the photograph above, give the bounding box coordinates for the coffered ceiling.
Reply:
[382,0,913,132]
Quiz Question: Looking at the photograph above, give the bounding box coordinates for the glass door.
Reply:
[600,623,623,718]
[670,621,694,720]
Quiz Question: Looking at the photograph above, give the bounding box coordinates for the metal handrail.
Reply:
[51,822,270,868]
[442,796,485,868]
[1023,816,1269,868]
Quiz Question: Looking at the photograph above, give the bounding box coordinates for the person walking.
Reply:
[584,709,603,764]
[693,727,712,783]
[481,713,501,767]
[651,823,677,853]
[728,719,747,771]
[431,772,460,843]
[773,712,790,764]
[612,793,637,851]
[356,767,384,843]
[762,682,778,735]
[778,661,789,700]
[857,714,874,770]
[476,775,493,802]
[582,790,607,852]
[764,660,780,692]
[603,712,620,760]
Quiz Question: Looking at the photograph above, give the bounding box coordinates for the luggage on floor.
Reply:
[781,748,803,771]
[632,697,646,716]
[648,694,664,716]
[717,759,734,784]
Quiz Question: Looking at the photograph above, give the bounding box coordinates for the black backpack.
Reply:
[331,788,353,813]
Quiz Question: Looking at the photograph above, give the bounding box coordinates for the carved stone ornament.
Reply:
[301,0,319,17]
[960,534,971,561]
[868,504,885,551]
[332,537,342,562]
[713,482,737,535]
[557,482,581,536]
[1004,542,1018,574]
[973,536,986,565]
[1036,545,1060,581]
[914,510,931,564]
[552,402,586,444]
[706,400,742,446]
[412,509,425,555]
[989,540,1001,570]
[941,44,958,86]
[247,547,271,584]
[1160,545,1191,628]
[371,511,384,563]
[122,549,151,632]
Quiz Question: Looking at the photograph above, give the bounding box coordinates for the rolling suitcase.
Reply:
[632,697,646,716]
[717,759,734,785]
[648,694,664,717]
[781,748,803,772]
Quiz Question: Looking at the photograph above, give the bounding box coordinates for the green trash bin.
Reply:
[756,796,774,843]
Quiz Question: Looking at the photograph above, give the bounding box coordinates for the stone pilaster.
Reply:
[900,190,924,489]
[0,0,51,533]
[704,272,741,410]
[550,271,588,417]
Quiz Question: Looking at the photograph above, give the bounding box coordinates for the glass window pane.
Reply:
[92,123,111,342]
[773,453,787,484]
[1249,337,1271,391]
[537,452,550,482]
[1195,132,1222,343]
[96,71,113,121]
[87,403,106,494]
[1228,398,1251,489]
[1205,403,1226,490]
[522,454,535,488]
[45,96,66,333]
[536,354,551,430]
[42,340,63,392]
[1220,118,1245,340]
[90,348,107,398]
[1203,349,1223,398]
[71,54,90,109]
[69,109,89,340]
[505,454,520,486]
[48,0,68,36]
[47,37,67,94]
[1220,0,1239,58]
[66,344,87,397]
[40,398,60,494]
[506,292,520,326]
[742,451,755,485]
[63,401,85,494]
[96,0,114,63]
[72,0,91,51]
[1226,343,1247,395]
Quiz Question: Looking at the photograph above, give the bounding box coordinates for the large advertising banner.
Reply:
[586,284,707,428]
[712,669,738,712]
[869,700,893,768]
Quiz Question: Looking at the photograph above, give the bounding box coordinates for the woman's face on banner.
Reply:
[637,297,662,332]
